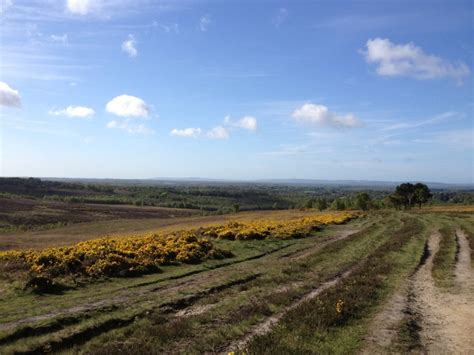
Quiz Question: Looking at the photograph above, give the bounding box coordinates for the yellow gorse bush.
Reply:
[0,211,357,281]
[421,205,474,213]
[203,211,357,240]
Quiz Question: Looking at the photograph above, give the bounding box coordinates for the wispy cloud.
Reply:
[170,127,202,138]
[50,33,68,44]
[0,0,13,13]
[272,8,288,28]
[224,115,258,132]
[207,126,229,140]
[49,105,95,118]
[121,34,137,57]
[107,120,154,135]
[66,0,96,15]
[260,144,308,157]
[199,14,211,31]
[382,112,457,131]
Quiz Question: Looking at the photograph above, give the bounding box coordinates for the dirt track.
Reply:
[362,229,474,354]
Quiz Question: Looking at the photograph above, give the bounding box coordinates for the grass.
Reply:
[245,216,427,354]
[0,237,291,324]
[69,213,395,354]
[432,226,457,288]
[1,210,472,354]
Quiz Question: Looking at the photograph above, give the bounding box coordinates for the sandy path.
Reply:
[415,231,474,354]
[360,284,409,353]
[363,230,474,354]
[455,229,472,287]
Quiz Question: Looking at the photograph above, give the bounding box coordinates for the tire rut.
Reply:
[7,274,261,354]
[0,244,291,333]
[223,264,358,353]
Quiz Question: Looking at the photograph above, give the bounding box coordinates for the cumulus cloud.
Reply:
[292,103,361,128]
[0,0,12,13]
[121,34,137,58]
[170,128,202,138]
[272,8,288,28]
[66,0,95,15]
[207,126,229,140]
[224,115,258,131]
[107,120,154,135]
[199,14,211,31]
[363,38,470,84]
[106,94,149,118]
[0,81,21,108]
[49,105,95,118]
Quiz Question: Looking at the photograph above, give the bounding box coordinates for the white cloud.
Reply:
[292,103,361,128]
[66,0,95,15]
[50,33,68,44]
[107,120,154,135]
[363,38,470,84]
[224,115,258,131]
[199,14,211,31]
[207,126,229,140]
[0,0,12,13]
[170,128,202,138]
[49,105,95,118]
[106,94,149,117]
[0,81,21,108]
[272,8,288,28]
[121,34,137,58]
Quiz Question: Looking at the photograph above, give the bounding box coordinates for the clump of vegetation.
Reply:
[0,232,231,288]
[0,212,358,288]
[202,211,358,240]
[385,183,433,210]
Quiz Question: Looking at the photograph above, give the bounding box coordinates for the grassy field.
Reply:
[0,207,472,354]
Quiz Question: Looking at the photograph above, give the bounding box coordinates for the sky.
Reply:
[0,0,473,183]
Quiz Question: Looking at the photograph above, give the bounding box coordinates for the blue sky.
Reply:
[0,0,472,183]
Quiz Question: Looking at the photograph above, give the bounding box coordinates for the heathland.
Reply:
[0,178,473,354]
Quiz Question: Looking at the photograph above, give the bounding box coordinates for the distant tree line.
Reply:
[0,178,471,214]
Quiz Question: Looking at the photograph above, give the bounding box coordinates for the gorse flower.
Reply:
[336,299,345,314]
[0,211,358,281]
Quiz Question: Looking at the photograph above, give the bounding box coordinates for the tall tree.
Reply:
[395,183,416,209]
[413,183,432,209]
